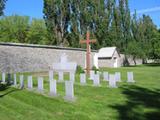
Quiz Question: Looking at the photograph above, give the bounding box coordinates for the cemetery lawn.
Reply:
[0,65,160,120]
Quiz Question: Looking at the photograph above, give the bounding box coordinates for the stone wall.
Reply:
[0,43,143,73]
[98,54,143,68]
[120,54,143,66]
[0,43,96,73]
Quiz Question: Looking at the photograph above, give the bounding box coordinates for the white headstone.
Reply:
[115,72,121,82]
[27,76,33,89]
[13,73,17,86]
[64,81,74,101]
[90,70,95,80]
[58,72,64,82]
[70,72,75,82]
[103,72,109,81]
[127,72,135,83]
[80,73,86,85]
[53,54,77,84]
[53,53,77,72]
[38,77,43,92]
[2,72,5,83]
[49,70,54,81]
[109,74,117,88]
[49,80,57,96]
[20,75,24,89]
[93,74,100,86]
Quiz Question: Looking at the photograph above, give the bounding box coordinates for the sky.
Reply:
[4,0,160,28]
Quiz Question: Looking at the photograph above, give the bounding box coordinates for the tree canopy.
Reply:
[0,0,160,62]
[0,0,7,16]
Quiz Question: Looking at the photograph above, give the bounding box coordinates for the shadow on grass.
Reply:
[0,84,19,98]
[0,89,19,98]
[0,84,9,91]
[110,85,160,120]
[144,63,160,67]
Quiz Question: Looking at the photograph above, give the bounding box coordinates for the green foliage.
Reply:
[0,0,7,16]
[92,65,99,73]
[0,0,160,62]
[42,0,160,62]
[125,41,142,65]
[26,19,48,44]
[130,14,159,61]
[0,15,29,43]
[43,0,70,46]
[0,15,49,44]
[149,31,160,60]
[76,65,84,74]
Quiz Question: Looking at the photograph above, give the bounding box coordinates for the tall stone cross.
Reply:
[80,31,96,75]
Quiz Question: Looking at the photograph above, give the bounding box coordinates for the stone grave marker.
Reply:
[115,72,121,82]
[2,72,5,83]
[109,74,117,88]
[38,77,44,92]
[70,71,75,82]
[103,72,109,81]
[13,73,17,86]
[93,74,100,86]
[58,71,64,82]
[20,75,24,89]
[89,70,95,80]
[53,53,77,83]
[49,70,54,81]
[80,73,86,85]
[27,76,33,89]
[7,73,12,84]
[127,72,135,83]
[49,80,57,96]
[64,81,74,101]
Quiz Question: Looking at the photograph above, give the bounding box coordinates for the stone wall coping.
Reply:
[0,42,97,52]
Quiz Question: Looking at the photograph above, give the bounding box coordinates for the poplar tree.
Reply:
[43,0,70,46]
[0,0,7,16]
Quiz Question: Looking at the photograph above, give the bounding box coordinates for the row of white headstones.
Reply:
[87,71,135,88]
[0,71,135,101]
[0,72,75,101]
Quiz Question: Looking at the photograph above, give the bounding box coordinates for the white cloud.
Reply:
[131,6,160,15]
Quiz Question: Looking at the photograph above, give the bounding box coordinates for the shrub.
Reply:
[76,65,85,73]
[92,66,99,74]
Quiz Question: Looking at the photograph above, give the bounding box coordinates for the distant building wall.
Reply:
[98,58,114,68]
[120,54,143,66]
[98,50,121,68]
[0,43,96,73]
[0,43,143,73]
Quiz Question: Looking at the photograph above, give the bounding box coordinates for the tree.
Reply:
[0,15,29,43]
[43,0,71,46]
[148,29,160,61]
[26,19,48,44]
[118,0,132,52]
[139,15,157,63]
[0,0,7,16]
[128,11,143,62]
[129,13,159,63]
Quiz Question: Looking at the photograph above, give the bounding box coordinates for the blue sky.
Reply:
[4,0,160,28]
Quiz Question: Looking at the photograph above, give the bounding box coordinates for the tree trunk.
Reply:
[133,56,137,65]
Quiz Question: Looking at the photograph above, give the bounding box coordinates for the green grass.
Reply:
[0,65,160,120]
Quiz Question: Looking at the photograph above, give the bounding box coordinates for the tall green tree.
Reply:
[139,15,157,63]
[118,0,131,52]
[43,0,71,46]
[128,11,143,61]
[26,19,48,44]
[0,15,29,43]
[0,0,7,16]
